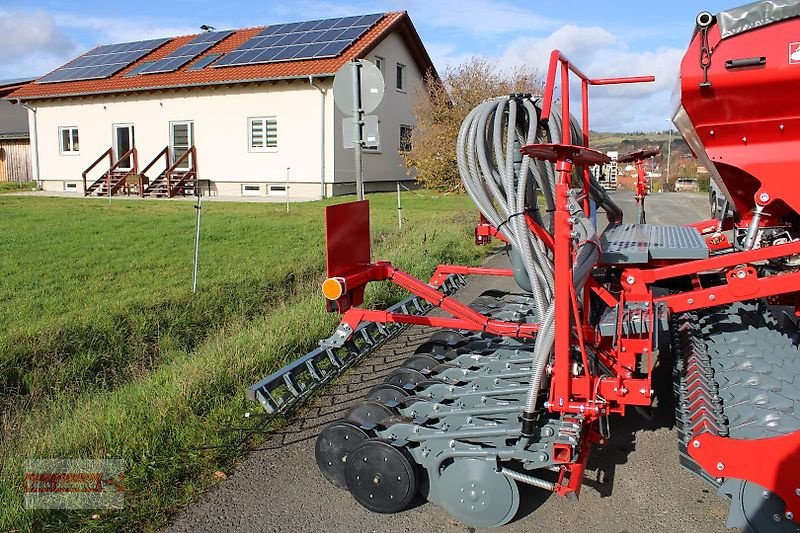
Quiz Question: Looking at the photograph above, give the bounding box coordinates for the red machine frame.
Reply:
[320,50,800,519]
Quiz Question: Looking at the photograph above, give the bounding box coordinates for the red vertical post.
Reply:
[552,157,574,410]
[561,61,570,144]
[581,79,591,215]
[581,78,592,324]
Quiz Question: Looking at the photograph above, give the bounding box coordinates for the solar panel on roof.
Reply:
[137,30,232,75]
[37,38,170,84]
[124,61,157,77]
[187,53,222,71]
[212,13,383,68]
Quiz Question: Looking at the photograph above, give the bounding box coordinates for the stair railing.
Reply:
[82,148,113,196]
[139,147,169,196]
[106,147,138,196]
[165,146,197,198]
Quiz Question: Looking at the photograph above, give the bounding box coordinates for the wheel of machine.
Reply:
[345,400,397,427]
[401,354,440,372]
[385,367,427,388]
[437,458,520,528]
[365,383,409,405]
[345,439,419,513]
[315,420,370,489]
[721,479,800,533]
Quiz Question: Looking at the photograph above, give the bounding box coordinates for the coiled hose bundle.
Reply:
[456,95,622,433]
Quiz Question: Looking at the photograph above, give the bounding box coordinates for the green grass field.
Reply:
[0,182,36,194]
[0,192,488,532]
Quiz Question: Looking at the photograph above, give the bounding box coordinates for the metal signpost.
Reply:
[192,192,202,294]
[333,59,384,200]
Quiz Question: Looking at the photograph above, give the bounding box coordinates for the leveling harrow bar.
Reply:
[247,3,800,531]
[245,274,466,417]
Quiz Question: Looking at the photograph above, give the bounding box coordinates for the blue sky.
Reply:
[0,0,738,131]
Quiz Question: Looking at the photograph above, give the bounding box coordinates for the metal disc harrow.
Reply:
[315,290,576,528]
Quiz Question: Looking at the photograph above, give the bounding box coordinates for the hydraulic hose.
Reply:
[456,95,613,437]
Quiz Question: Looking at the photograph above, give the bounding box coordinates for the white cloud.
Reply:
[53,13,197,44]
[497,24,684,131]
[402,0,557,36]
[0,7,202,79]
[425,42,474,71]
[0,9,77,79]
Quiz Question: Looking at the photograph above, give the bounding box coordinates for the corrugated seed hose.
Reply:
[456,95,621,436]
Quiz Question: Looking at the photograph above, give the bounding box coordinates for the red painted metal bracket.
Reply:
[330,262,539,338]
[688,431,800,524]
[428,265,513,287]
[475,214,509,245]
[623,240,800,293]
[619,240,800,313]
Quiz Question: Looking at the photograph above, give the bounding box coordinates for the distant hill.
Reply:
[589,131,689,158]
[588,130,704,191]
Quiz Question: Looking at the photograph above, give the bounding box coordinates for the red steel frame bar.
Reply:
[537,50,654,413]
[331,262,540,338]
[622,239,800,291]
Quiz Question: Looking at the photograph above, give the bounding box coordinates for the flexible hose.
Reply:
[456,95,614,433]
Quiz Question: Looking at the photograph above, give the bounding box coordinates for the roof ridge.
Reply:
[6,11,440,101]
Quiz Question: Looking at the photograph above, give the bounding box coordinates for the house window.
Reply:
[64,182,78,192]
[399,124,413,152]
[242,184,262,196]
[59,127,79,154]
[396,63,406,92]
[268,184,287,196]
[374,56,385,73]
[249,117,278,151]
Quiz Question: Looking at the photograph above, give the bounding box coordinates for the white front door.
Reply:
[113,124,134,170]
[170,121,194,170]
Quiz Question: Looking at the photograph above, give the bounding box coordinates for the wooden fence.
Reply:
[0,137,32,182]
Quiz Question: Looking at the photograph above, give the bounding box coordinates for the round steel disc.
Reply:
[429,330,468,346]
[414,341,457,360]
[345,439,419,513]
[366,383,410,406]
[345,400,397,427]
[726,480,799,533]
[385,367,427,389]
[401,355,440,372]
[437,458,520,528]
[315,420,369,489]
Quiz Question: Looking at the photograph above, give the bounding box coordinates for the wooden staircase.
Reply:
[141,146,198,198]
[82,147,141,197]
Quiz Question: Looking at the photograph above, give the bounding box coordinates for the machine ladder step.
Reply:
[599,223,708,265]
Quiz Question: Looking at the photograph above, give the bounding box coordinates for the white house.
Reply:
[6,12,437,199]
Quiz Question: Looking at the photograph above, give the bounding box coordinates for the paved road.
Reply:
[167,192,730,533]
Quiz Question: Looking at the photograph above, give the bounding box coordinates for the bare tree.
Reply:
[403,57,542,191]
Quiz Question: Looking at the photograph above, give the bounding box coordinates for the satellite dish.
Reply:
[333,59,385,115]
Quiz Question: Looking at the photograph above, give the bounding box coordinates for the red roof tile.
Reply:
[9,12,436,101]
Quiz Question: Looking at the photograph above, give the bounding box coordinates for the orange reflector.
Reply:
[322,277,345,300]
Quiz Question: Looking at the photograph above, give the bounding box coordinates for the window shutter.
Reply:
[251,119,265,149]
[265,119,277,148]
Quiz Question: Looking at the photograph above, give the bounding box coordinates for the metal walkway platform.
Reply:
[599,223,708,264]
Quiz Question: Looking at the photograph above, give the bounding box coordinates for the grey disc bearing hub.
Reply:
[438,458,520,528]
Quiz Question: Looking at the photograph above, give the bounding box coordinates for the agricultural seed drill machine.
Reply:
[247,3,800,531]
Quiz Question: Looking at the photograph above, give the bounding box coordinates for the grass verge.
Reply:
[0,191,489,532]
[0,182,36,194]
